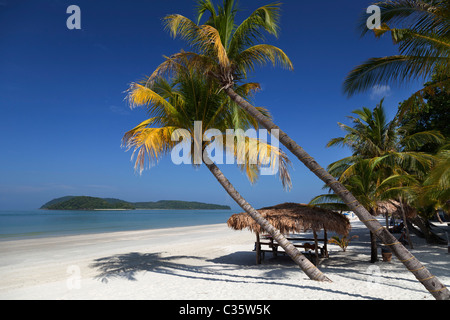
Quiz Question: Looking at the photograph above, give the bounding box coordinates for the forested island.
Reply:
[40,196,231,210]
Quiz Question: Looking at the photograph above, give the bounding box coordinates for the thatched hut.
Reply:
[375,200,417,247]
[227,203,351,264]
[375,200,417,219]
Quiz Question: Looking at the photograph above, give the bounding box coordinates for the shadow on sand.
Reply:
[89,251,380,299]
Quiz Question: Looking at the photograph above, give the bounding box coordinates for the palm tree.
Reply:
[324,101,444,253]
[123,57,330,282]
[144,0,450,299]
[422,144,450,212]
[326,99,443,177]
[344,0,450,118]
[310,157,420,261]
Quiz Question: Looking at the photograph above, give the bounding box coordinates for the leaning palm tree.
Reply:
[344,0,450,118]
[145,0,449,298]
[123,57,330,282]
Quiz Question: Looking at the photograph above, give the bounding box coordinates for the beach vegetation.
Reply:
[41,196,231,210]
[328,235,359,252]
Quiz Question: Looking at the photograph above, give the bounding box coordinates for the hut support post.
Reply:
[313,230,319,265]
[323,228,328,258]
[399,198,413,249]
[256,232,261,264]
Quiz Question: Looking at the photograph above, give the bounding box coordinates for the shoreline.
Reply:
[0,219,448,300]
[0,209,236,242]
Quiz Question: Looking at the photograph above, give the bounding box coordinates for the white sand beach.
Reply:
[0,218,448,300]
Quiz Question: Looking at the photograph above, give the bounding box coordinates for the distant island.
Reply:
[40,196,231,211]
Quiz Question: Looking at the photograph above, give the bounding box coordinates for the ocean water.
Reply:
[0,209,236,241]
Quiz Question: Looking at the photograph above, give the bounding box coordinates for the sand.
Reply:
[0,218,448,300]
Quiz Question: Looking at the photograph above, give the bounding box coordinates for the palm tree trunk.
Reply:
[203,154,331,282]
[224,86,450,300]
[369,209,379,263]
[370,231,379,263]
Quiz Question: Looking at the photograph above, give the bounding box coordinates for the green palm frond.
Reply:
[163,1,292,89]
[234,44,293,78]
[309,194,349,211]
[196,0,217,24]
[400,130,445,150]
[228,3,282,55]
[343,55,447,96]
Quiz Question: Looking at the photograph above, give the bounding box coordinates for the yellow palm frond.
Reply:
[236,82,261,97]
[148,51,214,83]
[127,83,177,117]
[225,134,292,189]
[122,118,160,146]
[123,125,178,173]
[163,14,200,45]
[198,25,230,68]
[163,14,230,69]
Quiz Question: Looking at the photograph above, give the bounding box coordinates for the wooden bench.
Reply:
[254,237,327,265]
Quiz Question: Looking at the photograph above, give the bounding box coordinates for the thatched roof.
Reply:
[227,203,350,236]
[375,200,417,219]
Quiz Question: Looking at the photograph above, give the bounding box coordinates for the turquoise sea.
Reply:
[0,209,236,241]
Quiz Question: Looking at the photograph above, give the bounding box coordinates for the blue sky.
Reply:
[0,0,425,210]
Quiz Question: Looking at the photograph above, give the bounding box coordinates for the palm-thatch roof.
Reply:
[227,203,350,236]
[375,200,417,219]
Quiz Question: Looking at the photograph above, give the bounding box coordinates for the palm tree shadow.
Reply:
[90,252,202,283]
[89,251,380,299]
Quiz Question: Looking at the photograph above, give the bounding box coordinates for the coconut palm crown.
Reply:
[147,0,292,93]
[123,55,292,189]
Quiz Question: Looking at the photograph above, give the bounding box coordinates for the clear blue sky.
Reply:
[0,0,425,210]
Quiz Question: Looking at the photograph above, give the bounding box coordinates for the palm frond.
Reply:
[359,0,450,37]
[229,3,282,55]
[196,0,217,24]
[401,130,445,151]
[225,134,292,190]
[343,55,447,97]
[396,77,450,118]
[163,14,202,47]
[127,83,179,118]
[309,194,348,211]
[198,24,231,68]
[235,44,293,77]
[123,126,178,173]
